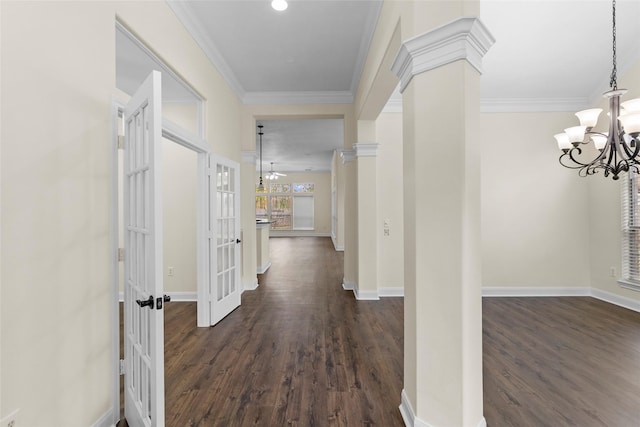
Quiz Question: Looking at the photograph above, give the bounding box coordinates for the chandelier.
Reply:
[556,0,640,180]
[257,124,265,191]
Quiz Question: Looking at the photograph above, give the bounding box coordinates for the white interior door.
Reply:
[123,70,165,427]
[209,154,241,325]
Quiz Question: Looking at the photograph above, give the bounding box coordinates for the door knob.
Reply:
[236,238,242,244]
[136,295,154,309]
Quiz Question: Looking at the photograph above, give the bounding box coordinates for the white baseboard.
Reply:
[399,389,486,427]
[342,279,355,291]
[118,291,197,302]
[482,286,640,313]
[166,292,197,302]
[591,288,640,312]
[331,234,344,251]
[257,261,271,274]
[242,279,259,293]
[91,408,116,427]
[379,287,404,297]
[482,286,590,297]
[354,287,380,301]
[270,232,332,238]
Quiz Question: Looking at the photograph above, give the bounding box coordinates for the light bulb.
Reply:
[564,126,587,144]
[621,98,640,113]
[554,133,572,151]
[575,108,602,128]
[271,0,288,11]
[619,112,640,136]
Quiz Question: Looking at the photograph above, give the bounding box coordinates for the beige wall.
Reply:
[480,111,592,289]
[268,172,332,237]
[376,112,404,291]
[0,2,241,425]
[163,140,197,294]
[588,60,640,302]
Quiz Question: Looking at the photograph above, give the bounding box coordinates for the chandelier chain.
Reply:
[610,0,617,89]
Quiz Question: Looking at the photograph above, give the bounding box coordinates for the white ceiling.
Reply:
[117,0,640,172]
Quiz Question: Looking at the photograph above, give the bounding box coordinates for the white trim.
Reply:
[353,143,379,157]
[269,231,331,238]
[162,119,209,153]
[340,150,356,164]
[331,234,344,252]
[342,280,355,291]
[482,287,590,297]
[90,408,116,427]
[109,99,124,427]
[480,97,590,113]
[618,279,640,293]
[399,389,415,427]
[354,288,380,301]
[166,0,246,101]
[399,389,486,427]
[243,90,353,105]
[349,0,383,96]
[591,288,640,313]
[166,292,197,302]
[392,17,495,93]
[257,261,272,274]
[379,287,404,297]
[243,279,259,293]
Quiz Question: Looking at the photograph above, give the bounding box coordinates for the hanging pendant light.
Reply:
[556,0,640,180]
[257,125,265,192]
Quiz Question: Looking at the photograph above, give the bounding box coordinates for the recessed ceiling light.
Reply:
[271,0,288,11]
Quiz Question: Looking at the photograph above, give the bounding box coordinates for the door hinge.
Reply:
[119,359,125,375]
[118,247,125,262]
[117,135,125,150]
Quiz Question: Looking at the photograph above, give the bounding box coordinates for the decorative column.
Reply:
[392,17,494,427]
[240,150,259,291]
[340,149,358,292]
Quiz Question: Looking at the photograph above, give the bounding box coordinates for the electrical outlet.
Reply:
[168,267,175,276]
[610,267,617,277]
[1,409,19,427]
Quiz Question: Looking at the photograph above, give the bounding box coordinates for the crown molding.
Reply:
[166,0,246,101]
[392,17,495,93]
[241,151,257,164]
[480,97,590,113]
[340,150,356,164]
[349,1,384,95]
[242,91,353,105]
[353,143,379,157]
[382,97,403,113]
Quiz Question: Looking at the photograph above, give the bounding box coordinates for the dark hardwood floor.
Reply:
[483,297,640,427]
[118,237,640,426]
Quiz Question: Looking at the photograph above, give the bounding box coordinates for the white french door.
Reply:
[208,154,241,325]
[123,71,165,427]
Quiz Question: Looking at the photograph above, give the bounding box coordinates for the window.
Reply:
[621,172,640,290]
[255,182,315,230]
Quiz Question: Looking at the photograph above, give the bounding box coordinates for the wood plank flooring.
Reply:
[483,297,640,427]
[118,237,640,426]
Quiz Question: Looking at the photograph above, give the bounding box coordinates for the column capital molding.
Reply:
[340,149,356,164]
[353,143,379,158]
[391,17,495,93]
[241,150,257,164]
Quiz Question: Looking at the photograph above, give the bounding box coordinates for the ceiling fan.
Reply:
[266,162,287,180]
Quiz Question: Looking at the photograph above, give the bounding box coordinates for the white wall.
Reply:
[480,111,592,289]
[376,112,405,291]
[268,172,332,237]
[0,2,241,425]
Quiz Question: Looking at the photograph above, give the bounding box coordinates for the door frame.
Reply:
[110,99,210,425]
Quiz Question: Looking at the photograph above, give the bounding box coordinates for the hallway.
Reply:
[162,237,404,426]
